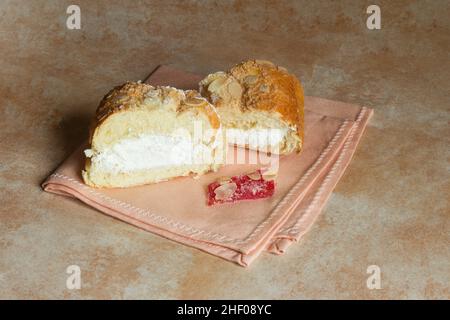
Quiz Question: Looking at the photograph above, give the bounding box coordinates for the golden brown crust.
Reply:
[95,82,152,125]
[182,90,221,130]
[231,60,304,142]
[89,82,221,143]
[199,60,304,144]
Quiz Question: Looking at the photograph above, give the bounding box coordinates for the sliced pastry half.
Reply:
[82,82,223,188]
[199,60,304,155]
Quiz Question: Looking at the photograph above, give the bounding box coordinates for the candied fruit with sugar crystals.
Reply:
[207,169,276,206]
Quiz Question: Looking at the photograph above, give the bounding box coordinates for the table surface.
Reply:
[1,0,448,299]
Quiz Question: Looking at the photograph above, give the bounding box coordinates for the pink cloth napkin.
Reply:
[42,65,373,267]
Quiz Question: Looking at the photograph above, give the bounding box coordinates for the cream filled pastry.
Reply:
[82,82,223,188]
[199,60,304,154]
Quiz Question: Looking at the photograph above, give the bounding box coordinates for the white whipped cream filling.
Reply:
[225,128,286,150]
[85,134,214,174]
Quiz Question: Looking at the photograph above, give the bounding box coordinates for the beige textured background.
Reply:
[0,0,449,299]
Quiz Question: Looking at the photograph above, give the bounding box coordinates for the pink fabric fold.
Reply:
[42,65,373,267]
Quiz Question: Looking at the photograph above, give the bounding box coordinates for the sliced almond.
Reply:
[145,89,160,98]
[247,171,262,180]
[208,77,227,92]
[243,75,258,85]
[214,182,237,201]
[184,96,206,106]
[227,81,243,99]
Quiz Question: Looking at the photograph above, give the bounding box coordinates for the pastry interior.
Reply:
[82,83,223,188]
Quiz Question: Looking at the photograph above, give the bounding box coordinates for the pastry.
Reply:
[199,60,304,154]
[82,82,223,188]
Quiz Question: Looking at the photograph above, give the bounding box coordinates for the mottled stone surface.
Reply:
[0,0,448,299]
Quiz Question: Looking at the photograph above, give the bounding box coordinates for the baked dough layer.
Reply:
[82,82,223,188]
[199,60,304,154]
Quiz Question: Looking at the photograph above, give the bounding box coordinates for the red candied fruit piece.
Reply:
[207,169,276,206]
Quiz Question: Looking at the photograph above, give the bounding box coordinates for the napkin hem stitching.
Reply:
[49,173,239,243]
[281,106,367,235]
